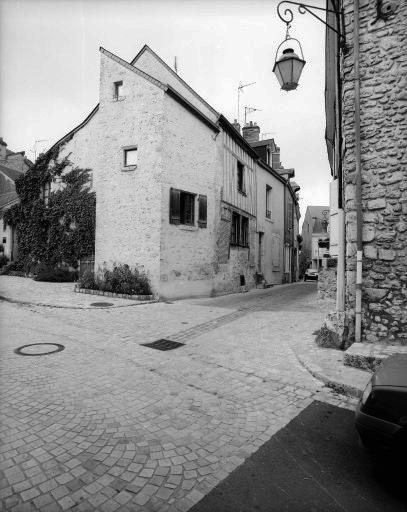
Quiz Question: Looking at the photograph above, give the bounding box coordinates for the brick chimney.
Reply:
[242,121,260,143]
[0,138,7,160]
[232,119,241,134]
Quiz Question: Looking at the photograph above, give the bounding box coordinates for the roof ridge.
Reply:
[100,47,166,90]
[130,44,219,118]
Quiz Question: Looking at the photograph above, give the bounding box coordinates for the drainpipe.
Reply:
[336,1,345,313]
[353,0,363,342]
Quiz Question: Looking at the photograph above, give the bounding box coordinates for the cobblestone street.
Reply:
[0,281,356,512]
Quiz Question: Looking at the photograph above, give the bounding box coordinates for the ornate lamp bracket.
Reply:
[277,1,347,50]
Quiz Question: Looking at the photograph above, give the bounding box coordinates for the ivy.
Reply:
[4,150,95,270]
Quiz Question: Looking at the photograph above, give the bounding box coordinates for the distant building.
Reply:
[301,206,329,270]
[0,138,32,261]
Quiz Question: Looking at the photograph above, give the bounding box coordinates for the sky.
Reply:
[0,0,331,223]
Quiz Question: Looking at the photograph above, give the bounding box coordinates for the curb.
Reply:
[293,349,364,399]
[0,294,158,310]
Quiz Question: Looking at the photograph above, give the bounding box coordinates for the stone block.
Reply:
[363,245,377,259]
[365,287,387,300]
[378,248,396,261]
[367,198,386,210]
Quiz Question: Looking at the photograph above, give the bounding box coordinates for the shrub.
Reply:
[0,254,8,267]
[78,270,97,290]
[35,267,77,282]
[79,264,152,296]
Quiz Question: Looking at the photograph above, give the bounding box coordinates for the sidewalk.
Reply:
[0,275,155,309]
[0,276,371,399]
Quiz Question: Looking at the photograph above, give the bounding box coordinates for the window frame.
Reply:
[114,80,123,100]
[123,146,138,169]
[169,188,199,227]
[266,185,272,219]
[230,212,249,248]
[237,161,246,195]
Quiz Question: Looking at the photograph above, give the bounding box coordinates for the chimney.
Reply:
[0,138,7,160]
[271,145,281,169]
[232,119,241,134]
[242,121,260,143]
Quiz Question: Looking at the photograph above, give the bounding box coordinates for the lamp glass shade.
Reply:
[273,48,306,91]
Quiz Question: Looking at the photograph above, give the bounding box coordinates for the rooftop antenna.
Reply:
[237,82,255,125]
[30,139,48,161]
[261,131,275,140]
[174,56,178,74]
[244,106,262,125]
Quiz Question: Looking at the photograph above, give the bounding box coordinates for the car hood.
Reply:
[373,354,407,388]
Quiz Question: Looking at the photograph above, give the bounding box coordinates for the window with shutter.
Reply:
[169,188,181,224]
[198,195,207,228]
[170,188,196,226]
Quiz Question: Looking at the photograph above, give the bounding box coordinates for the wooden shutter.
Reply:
[169,188,180,224]
[198,195,207,228]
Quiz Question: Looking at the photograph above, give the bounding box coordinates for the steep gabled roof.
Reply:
[0,191,18,212]
[0,164,24,182]
[100,47,167,90]
[131,44,219,119]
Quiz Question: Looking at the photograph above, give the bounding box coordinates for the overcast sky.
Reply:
[0,0,330,221]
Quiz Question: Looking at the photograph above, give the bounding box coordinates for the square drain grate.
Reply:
[141,339,185,351]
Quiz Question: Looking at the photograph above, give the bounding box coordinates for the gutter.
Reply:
[353,0,363,342]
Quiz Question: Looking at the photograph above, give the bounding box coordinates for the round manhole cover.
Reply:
[90,302,114,307]
[14,343,65,356]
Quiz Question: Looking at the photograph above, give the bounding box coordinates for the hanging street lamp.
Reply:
[273,1,347,91]
[273,26,305,91]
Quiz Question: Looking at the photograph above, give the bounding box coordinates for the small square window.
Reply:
[124,147,137,167]
[2,237,6,244]
[114,81,123,100]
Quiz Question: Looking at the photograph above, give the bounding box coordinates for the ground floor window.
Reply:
[231,212,249,247]
[169,188,207,227]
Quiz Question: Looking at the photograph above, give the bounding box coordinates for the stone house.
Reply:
[325,1,407,344]
[0,138,32,261]
[47,44,300,299]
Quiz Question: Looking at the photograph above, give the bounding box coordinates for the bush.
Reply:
[79,264,152,296]
[0,254,8,267]
[35,267,77,282]
[78,269,97,289]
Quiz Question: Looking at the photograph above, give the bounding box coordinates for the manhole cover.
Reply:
[141,339,185,351]
[14,343,65,356]
[90,302,114,307]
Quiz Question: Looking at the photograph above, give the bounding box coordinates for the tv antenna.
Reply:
[244,106,262,125]
[237,82,255,124]
[174,56,178,74]
[30,139,48,161]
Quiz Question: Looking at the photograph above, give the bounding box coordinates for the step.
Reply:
[344,342,407,372]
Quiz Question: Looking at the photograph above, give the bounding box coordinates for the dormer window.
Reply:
[114,81,123,100]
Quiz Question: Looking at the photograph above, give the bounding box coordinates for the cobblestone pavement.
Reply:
[0,282,357,512]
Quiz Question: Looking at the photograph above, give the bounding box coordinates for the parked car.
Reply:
[355,354,407,451]
[304,269,318,281]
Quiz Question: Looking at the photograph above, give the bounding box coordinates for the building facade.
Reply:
[47,45,300,299]
[0,138,32,261]
[325,1,407,344]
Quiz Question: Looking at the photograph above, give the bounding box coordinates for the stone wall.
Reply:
[341,0,407,344]
[318,267,337,300]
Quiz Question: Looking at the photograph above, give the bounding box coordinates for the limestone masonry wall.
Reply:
[342,0,407,343]
[94,52,165,295]
[318,268,337,300]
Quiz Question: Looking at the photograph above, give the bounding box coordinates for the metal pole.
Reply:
[354,0,363,342]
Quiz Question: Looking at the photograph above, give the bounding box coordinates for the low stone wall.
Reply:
[74,286,155,301]
[318,268,337,300]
